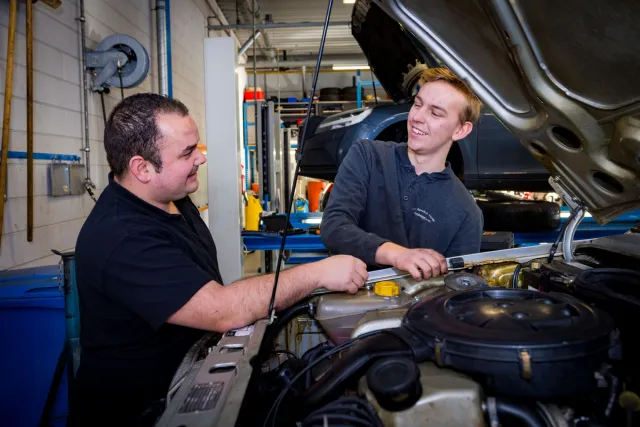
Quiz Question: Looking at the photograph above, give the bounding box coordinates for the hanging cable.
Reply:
[86,186,97,203]
[100,91,107,125]
[370,69,378,106]
[117,64,124,100]
[266,0,334,324]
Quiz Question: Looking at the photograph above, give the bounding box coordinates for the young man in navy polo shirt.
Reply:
[321,68,484,281]
[68,94,368,426]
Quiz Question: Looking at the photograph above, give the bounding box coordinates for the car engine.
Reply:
[156,234,640,427]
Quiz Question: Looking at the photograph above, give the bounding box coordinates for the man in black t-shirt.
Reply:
[67,94,368,427]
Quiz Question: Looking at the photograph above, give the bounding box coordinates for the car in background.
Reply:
[299,102,561,232]
[297,3,557,231]
[298,103,550,191]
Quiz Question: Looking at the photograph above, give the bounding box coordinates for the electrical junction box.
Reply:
[69,164,86,195]
[49,163,85,197]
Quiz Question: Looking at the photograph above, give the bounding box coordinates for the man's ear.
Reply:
[128,156,152,184]
[452,121,473,142]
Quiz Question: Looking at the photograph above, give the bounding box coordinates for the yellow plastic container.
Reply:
[245,195,263,231]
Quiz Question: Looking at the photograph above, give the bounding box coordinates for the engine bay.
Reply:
[157,233,640,427]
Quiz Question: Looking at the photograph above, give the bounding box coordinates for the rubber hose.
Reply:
[297,332,412,412]
[258,299,313,361]
[512,263,522,289]
[495,400,546,427]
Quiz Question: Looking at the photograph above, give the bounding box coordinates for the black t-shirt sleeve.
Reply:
[102,231,215,330]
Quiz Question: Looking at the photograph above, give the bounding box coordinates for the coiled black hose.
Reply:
[297,332,413,412]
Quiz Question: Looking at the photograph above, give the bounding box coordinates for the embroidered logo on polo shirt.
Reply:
[413,208,435,223]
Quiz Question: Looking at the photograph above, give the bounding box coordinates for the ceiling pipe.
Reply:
[249,54,369,69]
[208,20,350,30]
[238,30,262,57]
[205,0,244,60]
[239,0,275,61]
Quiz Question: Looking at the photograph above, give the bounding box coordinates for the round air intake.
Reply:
[402,288,615,398]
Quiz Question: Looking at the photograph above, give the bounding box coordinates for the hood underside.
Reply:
[353,0,640,224]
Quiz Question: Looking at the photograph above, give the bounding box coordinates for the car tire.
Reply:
[477,200,561,232]
[342,86,364,101]
[320,87,342,101]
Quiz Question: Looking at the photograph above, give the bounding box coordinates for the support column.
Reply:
[204,37,243,284]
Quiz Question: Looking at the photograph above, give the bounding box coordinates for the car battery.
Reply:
[480,231,514,252]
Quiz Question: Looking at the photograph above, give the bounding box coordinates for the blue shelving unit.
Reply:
[242,101,299,193]
[354,69,383,109]
[242,101,257,191]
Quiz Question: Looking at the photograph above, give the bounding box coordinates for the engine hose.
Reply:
[494,399,547,427]
[302,341,334,388]
[297,332,412,412]
[257,299,313,361]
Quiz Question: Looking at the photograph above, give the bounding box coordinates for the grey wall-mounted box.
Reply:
[49,163,85,197]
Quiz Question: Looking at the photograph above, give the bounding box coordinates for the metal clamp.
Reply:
[486,397,501,427]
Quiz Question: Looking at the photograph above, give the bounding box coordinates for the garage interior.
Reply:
[1,1,639,427]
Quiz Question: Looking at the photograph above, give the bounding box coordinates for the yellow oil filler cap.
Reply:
[374,281,400,297]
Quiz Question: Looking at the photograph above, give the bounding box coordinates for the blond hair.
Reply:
[418,68,483,125]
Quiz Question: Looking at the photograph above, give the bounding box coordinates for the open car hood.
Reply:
[352,0,640,224]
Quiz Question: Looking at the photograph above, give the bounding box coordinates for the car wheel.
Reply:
[477,200,561,232]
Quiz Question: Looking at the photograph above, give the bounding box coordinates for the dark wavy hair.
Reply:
[104,93,189,178]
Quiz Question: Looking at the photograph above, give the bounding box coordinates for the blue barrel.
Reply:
[0,265,68,427]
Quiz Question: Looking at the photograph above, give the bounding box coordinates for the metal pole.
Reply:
[156,0,169,96]
[301,65,307,98]
[165,0,173,98]
[26,0,33,242]
[0,0,17,247]
[207,20,349,30]
[77,0,94,191]
[253,0,258,154]
[276,48,280,103]
[53,250,82,377]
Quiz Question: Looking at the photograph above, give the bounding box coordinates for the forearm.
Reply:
[374,241,405,266]
[168,263,320,332]
[222,264,320,329]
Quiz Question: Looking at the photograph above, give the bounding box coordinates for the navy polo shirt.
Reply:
[69,173,223,426]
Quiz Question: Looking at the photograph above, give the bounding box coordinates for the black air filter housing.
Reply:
[398,288,615,398]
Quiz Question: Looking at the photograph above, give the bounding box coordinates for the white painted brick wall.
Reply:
[171,0,209,209]
[0,0,215,270]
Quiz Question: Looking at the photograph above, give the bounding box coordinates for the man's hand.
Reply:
[313,255,368,294]
[376,242,447,281]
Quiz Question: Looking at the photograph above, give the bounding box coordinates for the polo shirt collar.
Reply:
[107,172,183,219]
[395,143,453,180]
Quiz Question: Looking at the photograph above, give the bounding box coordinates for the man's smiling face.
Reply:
[407,80,470,155]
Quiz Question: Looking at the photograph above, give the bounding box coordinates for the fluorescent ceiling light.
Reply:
[343,0,356,3]
[332,65,370,70]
